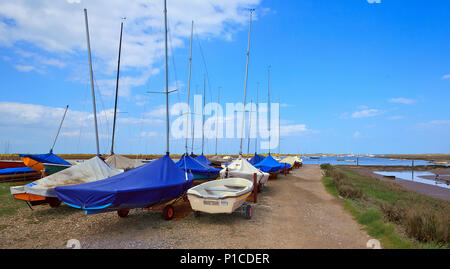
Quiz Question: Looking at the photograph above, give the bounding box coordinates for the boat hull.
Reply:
[188,192,250,214]
[0,160,25,169]
[43,163,71,175]
[193,172,219,181]
[187,178,253,214]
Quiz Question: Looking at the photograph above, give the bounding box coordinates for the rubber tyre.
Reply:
[162,205,175,221]
[49,198,62,208]
[245,204,252,220]
[117,209,130,218]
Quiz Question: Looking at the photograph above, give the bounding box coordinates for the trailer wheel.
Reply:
[117,209,130,218]
[49,198,61,208]
[245,204,252,220]
[162,205,174,220]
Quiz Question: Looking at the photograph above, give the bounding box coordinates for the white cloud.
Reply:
[0,102,161,134]
[139,131,159,138]
[352,108,383,118]
[144,105,166,118]
[418,120,450,128]
[13,64,36,72]
[388,115,405,120]
[388,97,416,105]
[353,131,361,138]
[442,74,450,80]
[280,124,307,136]
[0,0,262,96]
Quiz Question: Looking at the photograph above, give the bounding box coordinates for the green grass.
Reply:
[321,164,450,249]
[0,181,30,217]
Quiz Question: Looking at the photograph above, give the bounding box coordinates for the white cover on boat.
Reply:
[105,154,144,170]
[10,156,123,197]
[220,157,269,185]
[281,156,303,166]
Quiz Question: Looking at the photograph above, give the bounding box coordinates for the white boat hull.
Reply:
[187,178,253,214]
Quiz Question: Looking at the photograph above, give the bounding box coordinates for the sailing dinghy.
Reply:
[20,105,72,175]
[103,19,144,172]
[188,9,256,220]
[176,154,220,180]
[20,151,71,175]
[55,154,193,217]
[11,156,122,207]
[220,156,269,191]
[249,153,264,165]
[55,4,194,220]
[254,154,282,179]
[187,178,253,218]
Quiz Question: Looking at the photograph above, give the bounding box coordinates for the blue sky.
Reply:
[0,0,449,155]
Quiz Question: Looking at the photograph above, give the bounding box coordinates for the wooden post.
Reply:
[284,163,287,176]
[412,160,414,180]
[253,173,258,203]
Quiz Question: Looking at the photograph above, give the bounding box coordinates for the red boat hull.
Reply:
[0,160,26,169]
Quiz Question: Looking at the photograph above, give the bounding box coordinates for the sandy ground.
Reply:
[0,165,371,249]
[352,167,450,202]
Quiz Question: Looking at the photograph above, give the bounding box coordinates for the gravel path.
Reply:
[0,165,371,249]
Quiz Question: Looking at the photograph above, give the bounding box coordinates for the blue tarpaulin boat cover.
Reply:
[19,152,71,166]
[0,167,34,175]
[195,154,212,166]
[55,154,194,211]
[249,154,265,165]
[177,154,220,175]
[254,154,282,172]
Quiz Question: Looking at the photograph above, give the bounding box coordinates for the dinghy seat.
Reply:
[224,184,246,189]
[205,187,242,193]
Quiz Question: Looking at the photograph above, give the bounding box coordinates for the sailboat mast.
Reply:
[185,20,194,154]
[111,20,124,155]
[278,95,280,156]
[191,87,197,155]
[247,99,253,155]
[164,0,170,155]
[255,83,258,154]
[268,66,271,155]
[201,75,206,155]
[50,105,69,153]
[239,9,254,156]
[84,8,100,156]
[215,87,220,156]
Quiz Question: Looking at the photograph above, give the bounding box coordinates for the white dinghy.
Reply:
[187,178,253,218]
